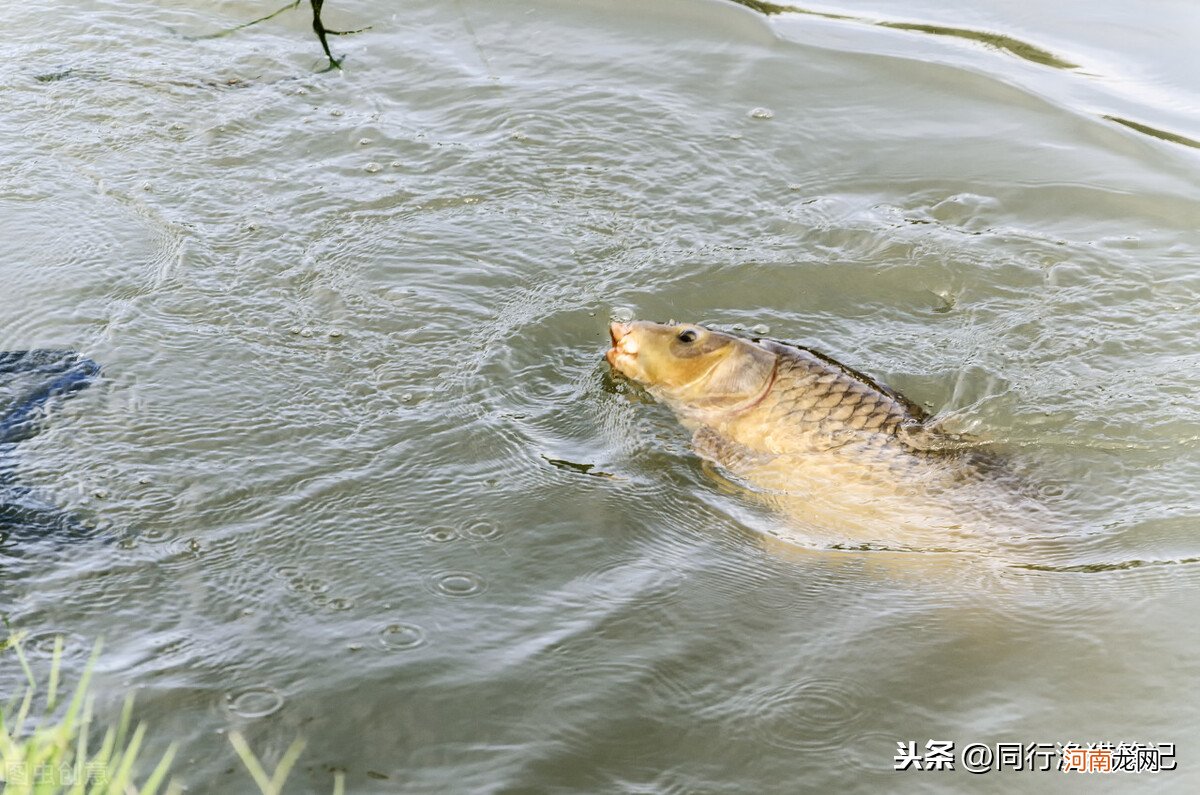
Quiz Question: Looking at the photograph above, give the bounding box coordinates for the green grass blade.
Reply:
[106,721,146,793]
[228,732,274,794]
[47,635,64,711]
[267,738,306,794]
[139,741,177,795]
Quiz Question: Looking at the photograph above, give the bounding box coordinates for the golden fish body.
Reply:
[606,320,1020,549]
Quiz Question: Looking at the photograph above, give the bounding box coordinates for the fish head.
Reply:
[606,320,776,412]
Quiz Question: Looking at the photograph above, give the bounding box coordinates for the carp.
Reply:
[605,320,1029,550]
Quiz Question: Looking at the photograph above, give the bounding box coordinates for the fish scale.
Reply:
[737,341,923,456]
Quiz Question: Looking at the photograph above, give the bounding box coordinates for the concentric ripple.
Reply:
[740,678,870,753]
[225,686,285,719]
[376,622,428,651]
[428,571,488,598]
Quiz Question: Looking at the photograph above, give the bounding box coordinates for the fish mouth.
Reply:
[605,321,640,376]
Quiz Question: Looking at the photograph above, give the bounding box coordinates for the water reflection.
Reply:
[726,0,1078,68]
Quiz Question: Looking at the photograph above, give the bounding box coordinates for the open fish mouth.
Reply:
[605,321,640,376]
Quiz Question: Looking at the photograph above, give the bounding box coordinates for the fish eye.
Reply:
[677,328,698,344]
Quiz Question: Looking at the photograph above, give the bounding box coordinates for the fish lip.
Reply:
[609,322,630,346]
[606,322,638,375]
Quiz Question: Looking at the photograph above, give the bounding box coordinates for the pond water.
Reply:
[3,0,1199,791]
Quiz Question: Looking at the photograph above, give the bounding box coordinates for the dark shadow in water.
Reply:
[1103,115,1200,150]
[731,0,852,20]
[725,0,1078,69]
[33,68,76,83]
[542,455,617,479]
[876,22,1077,69]
[1011,557,1200,573]
[0,351,102,551]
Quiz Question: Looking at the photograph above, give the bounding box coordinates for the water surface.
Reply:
[2,0,1199,791]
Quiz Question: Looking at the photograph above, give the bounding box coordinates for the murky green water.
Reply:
[3,0,1199,791]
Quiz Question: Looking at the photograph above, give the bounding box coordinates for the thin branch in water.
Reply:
[187,0,302,41]
[180,0,371,70]
[310,0,374,70]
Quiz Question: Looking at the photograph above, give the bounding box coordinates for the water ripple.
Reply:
[726,677,870,753]
[376,622,428,651]
[428,571,488,598]
[225,685,285,719]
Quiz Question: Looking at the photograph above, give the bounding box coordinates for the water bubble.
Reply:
[299,328,314,338]
[400,393,415,403]
[423,526,458,543]
[225,686,285,718]
[328,329,343,338]
[140,526,172,544]
[364,162,382,173]
[330,109,344,117]
[430,571,486,598]
[748,107,774,120]
[274,565,301,580]
[750,324,770,335]
[378,622,426,650]
[358,137,372,146]
[610,306,635,323]
[92,488,110,499]
[390,160,403,168]
[510,131,528,142]
[303,578,330,594]
[327,597,355,611]
[463,521,501,540]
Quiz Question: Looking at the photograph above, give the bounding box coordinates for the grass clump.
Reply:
[0,634,177,794]
[1,633,345,794]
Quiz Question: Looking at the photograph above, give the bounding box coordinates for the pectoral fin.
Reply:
[692,426,771,471]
